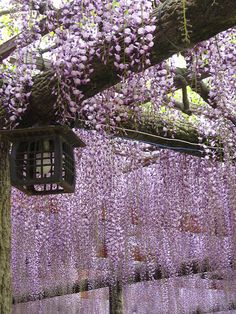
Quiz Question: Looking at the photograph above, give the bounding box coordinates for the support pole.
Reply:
[0,138,12,313]
[109,282,124,314]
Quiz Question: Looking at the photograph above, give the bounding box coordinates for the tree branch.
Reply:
[76,112,222,158]
[0,0,234,155]
[1,0,235,63]
[0,8,19,17]
[13,0,235,127]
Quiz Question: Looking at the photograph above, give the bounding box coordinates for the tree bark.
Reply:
[76,113,222,158]
[0,138,12,314]
[0,0,234,128]
[1,0,235,65]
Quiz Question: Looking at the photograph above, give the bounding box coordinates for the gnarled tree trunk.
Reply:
[0,139,12,314]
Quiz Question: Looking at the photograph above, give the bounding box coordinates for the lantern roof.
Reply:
[0,125,86,148]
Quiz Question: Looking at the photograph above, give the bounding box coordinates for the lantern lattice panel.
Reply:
[15,139,55,181]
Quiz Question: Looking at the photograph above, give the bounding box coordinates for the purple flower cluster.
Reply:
[11,131,236,309]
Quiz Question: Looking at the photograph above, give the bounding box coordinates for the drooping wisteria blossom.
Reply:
[0,0,235,313]
[12,131,236,312]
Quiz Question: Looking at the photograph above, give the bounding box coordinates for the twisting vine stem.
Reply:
[182,0,190,44]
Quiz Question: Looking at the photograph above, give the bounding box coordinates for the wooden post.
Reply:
[0,138,12,313]
[78,270,89,300]
[109,282,123,314]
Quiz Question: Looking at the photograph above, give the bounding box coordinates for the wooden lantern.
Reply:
[1,125,85,195]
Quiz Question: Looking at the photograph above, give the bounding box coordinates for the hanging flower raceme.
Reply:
[11,131,236,311]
